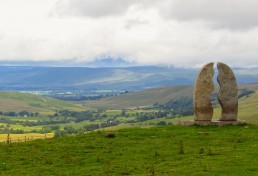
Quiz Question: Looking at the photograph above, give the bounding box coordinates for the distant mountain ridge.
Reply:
[84,58,136,67]
[0,57,136,67]
[0,65,258,91]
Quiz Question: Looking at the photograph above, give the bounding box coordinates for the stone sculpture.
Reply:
[217,62,238,121]
[193,62,215,121]
[179,62,245,126]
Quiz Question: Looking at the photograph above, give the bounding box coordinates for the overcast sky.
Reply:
[0,0,258,68]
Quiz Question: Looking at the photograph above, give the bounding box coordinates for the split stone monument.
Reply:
[179,62,245,126]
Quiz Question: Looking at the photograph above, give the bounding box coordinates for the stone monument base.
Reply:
[178,119,246,126]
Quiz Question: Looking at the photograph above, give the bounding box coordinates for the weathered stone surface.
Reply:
[217,62,238,121]
[193,62,215,121]
[179,62,244,126]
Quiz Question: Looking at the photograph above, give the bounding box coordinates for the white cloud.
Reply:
[0,0,258,68]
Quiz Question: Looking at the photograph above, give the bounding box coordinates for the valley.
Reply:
[0,83,257,142]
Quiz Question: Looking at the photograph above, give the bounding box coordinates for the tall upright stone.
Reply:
[217,62,238,121]
[193,62,215,121]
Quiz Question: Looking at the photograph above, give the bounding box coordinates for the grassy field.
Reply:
[0,125,257,175]
[0,92,85,114]
[0,133,54,143]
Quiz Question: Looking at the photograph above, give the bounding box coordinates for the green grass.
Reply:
[0,125,257,175]
[0,92,85,114]
[9,124,43,131]
[237,91,258,124]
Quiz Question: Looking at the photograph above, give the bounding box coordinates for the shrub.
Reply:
[105,132,116,138]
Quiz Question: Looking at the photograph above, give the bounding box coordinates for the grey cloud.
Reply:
[2,0,258,68]
[51,0,158,18]
[51,0,258,30]
[52,0,138,17]
[124,19,149,29]
[159,0,258,30]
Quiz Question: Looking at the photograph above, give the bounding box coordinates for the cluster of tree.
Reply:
[149,121,173,126]
[57,110,119,122]
[154,97,194,116]
[238,89,255,98]
[162,97,192,109]
[169,108,193,116]
[52,94,112,101]
[22,120,69,127]
[135,112,157,122]
[0,127,26,134]
[126,111,171,123]
[0,111,39,117]
[0,118,21,124]
[58,110,96,122]
[0,116,70,127]
[54,120,119,137]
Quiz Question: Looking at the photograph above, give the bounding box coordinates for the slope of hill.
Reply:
[0,125,257,175]
[84,83,258,109]
[235,91,258,124]
[84,85,193,109]
[84,83,258,124]
[0,92,85,114]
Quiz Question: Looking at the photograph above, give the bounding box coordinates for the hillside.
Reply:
[84,83,258,124]
[0,92,85,114]
[0,125,257,175]
[234,91,258,124]
[84,83,258,109]
[84,85,193,109]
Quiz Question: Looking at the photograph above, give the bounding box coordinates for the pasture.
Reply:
[0,125,257,175]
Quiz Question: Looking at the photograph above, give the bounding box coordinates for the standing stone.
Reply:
[193,62,215,121]
[217,62,238,121]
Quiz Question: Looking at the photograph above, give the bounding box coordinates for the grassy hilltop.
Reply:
[0,125,257,175]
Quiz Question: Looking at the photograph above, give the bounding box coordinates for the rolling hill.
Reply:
[84,83,258,124]
[0,66,197,90]
[0,92,85,114]
[1,65,258,91]
[0,83,257,123]
[83,85,193,109]
[84,83,258,109]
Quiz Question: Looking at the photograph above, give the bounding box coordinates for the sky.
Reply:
[0,0,258,68]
